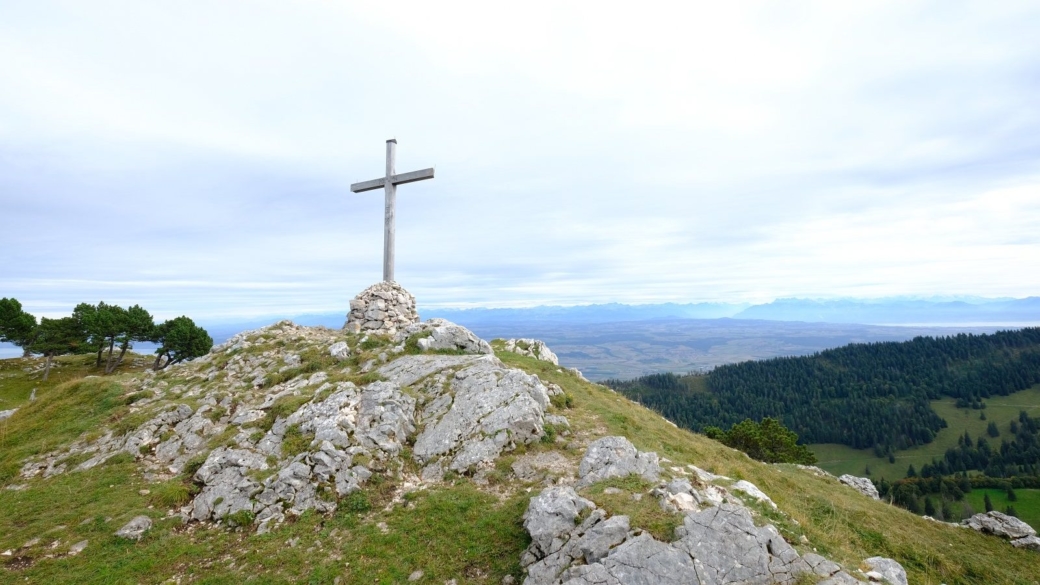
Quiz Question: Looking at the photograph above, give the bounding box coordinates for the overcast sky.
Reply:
[2,1,1039,321]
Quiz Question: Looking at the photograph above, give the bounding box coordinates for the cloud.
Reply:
[1,1,1039,319]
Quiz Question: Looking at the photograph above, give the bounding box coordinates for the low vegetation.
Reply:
[0,328,1038,583]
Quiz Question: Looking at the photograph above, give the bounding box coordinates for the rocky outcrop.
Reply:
[963,510,1036,539]
[0,408,17,421]
[576,436,660,488]
[863,557,908,585]
[503,339,559,365]
[520,439,862,585]
[395,319,493,355]
[378,353,552,480]
[963,511,1038,551]
[1011,535,1040,551]
[838,474,880,500]
[21,319,560,534]
[344,281,419,335]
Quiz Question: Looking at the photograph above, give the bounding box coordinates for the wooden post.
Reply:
[384,139,396,282]
[350,140,434,283]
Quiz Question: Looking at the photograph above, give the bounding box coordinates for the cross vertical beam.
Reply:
[384,139,396,282]
[350,139,434,283]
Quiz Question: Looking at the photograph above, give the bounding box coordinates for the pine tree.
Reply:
[924,497,937,517]
[984,492,994,512]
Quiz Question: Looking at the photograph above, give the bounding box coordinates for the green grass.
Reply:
[496,351,1040,584]
[583,475,683,541]
[960,488,1040,531]
[0,377,132,483]
[811,385,1040,482]
[2,336,1039,584]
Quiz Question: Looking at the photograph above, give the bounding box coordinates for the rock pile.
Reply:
[344,281,419,335]
[520,436,905,585]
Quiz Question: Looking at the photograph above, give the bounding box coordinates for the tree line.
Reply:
[0,297,212,379]
[606,328,1040,454]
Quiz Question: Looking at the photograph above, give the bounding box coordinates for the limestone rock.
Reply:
[521,441,823,585]
[394,354,551,474]
[576,436,660,488]
[344,281,419,335]
[674,503,809,584]
[523,486,595,560]
[731,479,776,509]
[962,511,1037,540]
[328,341,350,360]
[502,339,559,365]
[863,557,908,585]
[396,319,493,355]
[1011,535,1040,551]
[115,515,152,541]
[0,408,17,421]
[838,474,880,500]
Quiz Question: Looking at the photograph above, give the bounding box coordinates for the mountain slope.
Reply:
[0,322,1037,583]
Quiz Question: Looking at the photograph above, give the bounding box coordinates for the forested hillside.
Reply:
[608,328,1040,455]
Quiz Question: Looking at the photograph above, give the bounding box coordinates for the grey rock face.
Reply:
[523,486,595,560]
[522,495,813,585]
[863,557,908,585]
[328,341,350,360]
[838,474,880,500]
[115,515,153,541]
[521,441,823,585]
[674,503,809,584]
[0,408,17,421]
[344,281,419,335]
[1011,535,1040,551]
[576,436,660,488]
[403,355,551,474]
[396,319,493,355]
[190,448,268,521]
[962,511,1037,540]
[502,339,559,365]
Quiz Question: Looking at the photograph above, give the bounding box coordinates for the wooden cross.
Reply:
[351,139,434,282]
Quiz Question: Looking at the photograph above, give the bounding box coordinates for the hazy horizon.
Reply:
[3,2,1039,321]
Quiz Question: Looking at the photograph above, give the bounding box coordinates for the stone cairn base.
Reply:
[344,281,419,335]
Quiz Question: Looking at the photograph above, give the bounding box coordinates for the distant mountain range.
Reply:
[732,297,1040,325]
[2,296,1037,362]
[421,297,1040,328]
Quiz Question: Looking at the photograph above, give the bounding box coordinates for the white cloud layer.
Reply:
[1,1,1039,320]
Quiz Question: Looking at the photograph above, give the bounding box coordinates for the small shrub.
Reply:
[124,390,154,405]
[206,406,227,423]
[550,392,574,409]
[103,452,135,466]
[281,424,312,457]
[404,331,433,354]
[342,491,371,513]
[541,423,558,444]
[183,454,208,478]
[360,337,386,351]
[226,509,255,527]
[151,481,193,507]
[254,394,312,432]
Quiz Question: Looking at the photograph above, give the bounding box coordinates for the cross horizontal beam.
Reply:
[350,168,435,193]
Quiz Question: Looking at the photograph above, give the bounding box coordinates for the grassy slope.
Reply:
[811,386,1040,482]
[960,489,1040,534]
[0,348,1038,583]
